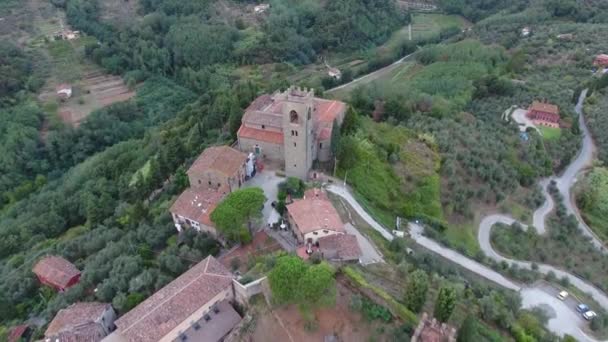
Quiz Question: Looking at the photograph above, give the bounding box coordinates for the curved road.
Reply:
[478,90,608,309]
[326,90,608,341]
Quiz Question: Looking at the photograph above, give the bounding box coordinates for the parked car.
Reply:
[557,291,569,300]
[583,311,597,321]
[577,304,590,313]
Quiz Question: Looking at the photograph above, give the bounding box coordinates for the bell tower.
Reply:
[281,86,315,180]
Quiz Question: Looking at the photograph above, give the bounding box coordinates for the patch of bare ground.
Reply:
[40,66,135,127]
[247,282,393,342]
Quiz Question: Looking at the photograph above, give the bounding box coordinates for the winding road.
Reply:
[326,90,608,341]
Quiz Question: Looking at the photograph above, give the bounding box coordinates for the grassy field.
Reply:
[410,13,471,41]
[538,126,562,140]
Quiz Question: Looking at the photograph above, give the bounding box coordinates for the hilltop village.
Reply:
[2,1,608,342]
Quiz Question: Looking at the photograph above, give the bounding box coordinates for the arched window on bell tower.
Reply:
[290,110,299,123]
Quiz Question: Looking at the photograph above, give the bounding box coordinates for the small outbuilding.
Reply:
[56,84,72,100]
[33,255,81,292]
[45,302,116,342]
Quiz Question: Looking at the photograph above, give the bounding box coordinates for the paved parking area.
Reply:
[521,284,593,341]
[244,169,284,224]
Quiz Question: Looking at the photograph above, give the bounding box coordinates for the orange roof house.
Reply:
[45,302,116,342]
[594,54,608,67]
[32,256,80,291]
[286,188,345,243]
[170,187,226,235]
[527,101,560,128]
[187,145,249,192]
[111,256,239,342]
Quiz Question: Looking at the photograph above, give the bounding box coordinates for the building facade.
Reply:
[187,146,249,193]
[527,101,560,128]
[237,86,347,179]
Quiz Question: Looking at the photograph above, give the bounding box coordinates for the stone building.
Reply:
[286,188,345,244]
[411,313,457,342]
[45,302,116,342]
[237,86,347,179]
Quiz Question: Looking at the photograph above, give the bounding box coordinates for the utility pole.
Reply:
[343,170,348,187]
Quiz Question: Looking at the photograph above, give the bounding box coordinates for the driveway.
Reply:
[511,108,541,133]
[244,169,284,225]
[344,223,384,265]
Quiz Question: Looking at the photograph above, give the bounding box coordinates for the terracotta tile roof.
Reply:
[45,302,110,338]
[315,99,346,123]
[188,146,247,178]
[318,234,361,261]
[245,94,273,112]
[238,125,284,144]
[53,322,107,342]
[8,325,28,342]
[287,188,344,235]
[170,187,226,226]
[114,256,233,342]
[529,101,559,115]
[33,256,80,289]
[177,300,241,342]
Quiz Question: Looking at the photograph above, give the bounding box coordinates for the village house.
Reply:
[237,86,347,180]
[594,54,608,67]
[170,145,253,235]
[170,187,225,235]
[526,101,560,128]
[45,302,116,342]
[187,146,250,192]
[287,188,345,244]
[103,256,241,342]
[411,313,457,342]
[33,256,81,292]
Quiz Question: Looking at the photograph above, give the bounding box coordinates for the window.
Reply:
[294,164,297,168]
[198,180,201,184]
[291,130,295,136]
[295,131,298,136]
[313,232,318,235]
[323,230,328,233]
[208,181,211,185]
[217,183,221,187]
[290,110,299,123]
[307,107,312,120]
[293,142,296,147]
[319,143,323,148]
[262,125,265,129]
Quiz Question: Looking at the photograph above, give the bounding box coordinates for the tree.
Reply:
[434,286,457,322]
[298,262,335,306]
[404,270,429,313]
[210,187,266,243]
[268,256,307,304]
[341,107,361,135]
[457,315,481,342]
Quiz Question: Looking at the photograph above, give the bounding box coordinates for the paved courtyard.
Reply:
[511,108,540,133]
[244,169,284,225]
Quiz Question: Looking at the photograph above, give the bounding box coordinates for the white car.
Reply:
[557,291,569,300]
[583,311,597,321]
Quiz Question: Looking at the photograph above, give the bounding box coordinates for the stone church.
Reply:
[237,86,347,179]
